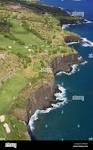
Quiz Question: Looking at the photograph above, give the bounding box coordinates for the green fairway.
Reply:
[0,70,28,113]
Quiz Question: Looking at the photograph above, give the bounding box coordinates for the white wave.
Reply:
[58,84,65,92]
[51,99,67,108]
[63,64,78,75]
[88,53,93,59]
[56,71,63,76]
[66,11,71,15]
[56,59,87,75]
[54,85,67,101]
[29,62,87,131]
[62,24,70,29]
[29,110,40,131]
[78,56,83,61]
[62,19,93,30]
[67,41,79,45]
[81,38,93,47]
[56,64,78,76]
[81,60,88,65]
[52,84,67,107]
[29,59,87,131]
[62,22,82,30]
[84,19,93,24]
[54,93,64,100]
[78,56,88,65]
[58,7,64,10]
[86,21,92,24]
[29,108,53,131]
[29,85,67,131]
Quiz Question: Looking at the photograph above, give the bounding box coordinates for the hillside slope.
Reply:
[0,0,82,140]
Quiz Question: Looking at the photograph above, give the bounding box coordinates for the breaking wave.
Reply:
[81,60,88,65]
[62,20,93,30]
[81,38,93,47]
[62,24,70,29]
[29,61,83,132]
[29,58,89,131]
[56,64,79,76]
[29,51,88,133]
[84,19,93,24]
[29,84,67,131]
[63,64,79,75]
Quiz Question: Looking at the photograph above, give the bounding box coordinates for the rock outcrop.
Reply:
[25,53,82,123]
[50,53,79,74]
[64,35,81,43]
[26,77,56,122]
[11,52,84,140]
[61,17,84,25]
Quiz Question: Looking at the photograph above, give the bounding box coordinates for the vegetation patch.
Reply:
[0,0,81,140]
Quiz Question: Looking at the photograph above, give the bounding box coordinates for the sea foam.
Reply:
[62,24,70,30]
[29,60,87,132]
[29,60,87,131]
[56,64,79,76]
[81,60,88,65]
[29,108,53,131]
[29,84,67,131]
[84,19,93,24]
[81,38,93,47]
[29,61,77,131]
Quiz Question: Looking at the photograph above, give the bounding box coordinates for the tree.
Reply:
[0,12,11,32]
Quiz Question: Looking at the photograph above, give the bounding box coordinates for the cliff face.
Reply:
[64,35,81,43]
[26,77,56,122]
[50,53,79,74]
[11,52,82,139]
[25,53,80,122]
[61,17,84,25]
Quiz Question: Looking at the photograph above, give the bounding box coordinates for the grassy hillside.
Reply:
[0,0,79,140]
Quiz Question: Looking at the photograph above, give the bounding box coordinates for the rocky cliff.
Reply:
[61,17,85,25]
[64,35,81,43]
[50,53,80,74]
[11,52,83,140]
[25,52,82,123]
[26,77,56,123]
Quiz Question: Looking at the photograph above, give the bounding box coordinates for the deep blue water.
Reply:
[40,0,93,20]
[29,0,93,140]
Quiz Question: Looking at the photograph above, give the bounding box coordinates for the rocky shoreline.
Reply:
[12,53,84,140]
[25,53,84,140]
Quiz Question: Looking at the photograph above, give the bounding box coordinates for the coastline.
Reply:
[0,0,86,140]
[25,2,87,140]
[27,53,84,140]
[18,2,84,140]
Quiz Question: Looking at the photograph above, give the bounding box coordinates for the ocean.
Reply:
[29,0,93,140]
